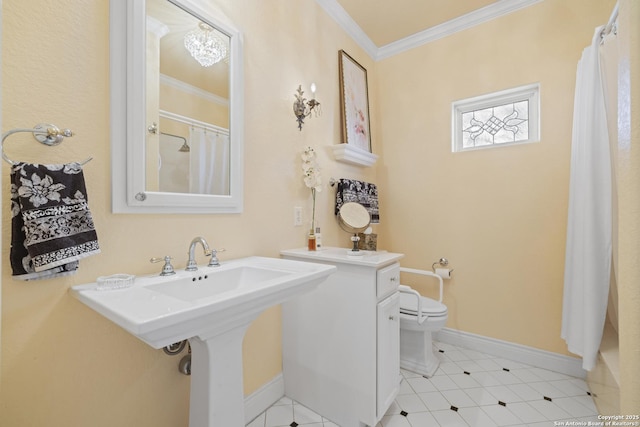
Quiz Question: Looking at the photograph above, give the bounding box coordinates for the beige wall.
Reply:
[376,0,615,356]
[2,0,638,425]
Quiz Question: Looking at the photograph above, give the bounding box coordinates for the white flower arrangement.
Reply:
[301,147,322,233]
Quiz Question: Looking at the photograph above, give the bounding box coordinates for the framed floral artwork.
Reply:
[339,50,372,152]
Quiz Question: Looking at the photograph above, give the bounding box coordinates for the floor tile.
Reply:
[405,411,439,426]
[398,378,415,395]
[454,359,485,373]
[418,391,452,411]
[293,403,323,424]
[431,408,469,426]
[406,376,437,393]
[441,388,477,408]
[435,342,459,352]
[439,361,464,374]
[496,357,534,370]
[491,369,524,385]
[482,404,523,426]
[553,396,598,417]
[549,378,589,396]
[507,401,547,423]
[445,350,470,362]
[475,358,504,371]
[572,394,599,412]
[485,385,524,404]
[510,368,545,383]
[246,413,265,427]
[249,340,598,427]
[461,348,491,360]
[507,383,544,401]
[396,393,428,413]
[470,371,503,387]
[529,367,571,381]
[274,396,293,406]
[528,399,572,420]
[429,375,459,391]
[527,380,566,398]
[458,406,499,427]
[264,404,294,427]
[464,387,501,406]
[449,372,482,389]
[401,369,421,379]
[380,414,412,427]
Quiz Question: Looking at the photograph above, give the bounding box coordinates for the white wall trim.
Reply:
[377,0,543,60]
[244,373,284,424]
[313,0,378,59]
[315,0,542,61]
[160,73,229,107]
[435,327,587,379]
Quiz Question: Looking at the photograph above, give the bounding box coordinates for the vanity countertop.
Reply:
[281,247,404,268]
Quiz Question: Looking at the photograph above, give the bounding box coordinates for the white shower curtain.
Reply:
[189,127,230,195]
[599,30,620,334]
[561,27,613,371]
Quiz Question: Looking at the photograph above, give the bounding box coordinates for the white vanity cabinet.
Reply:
[280,247,404,427]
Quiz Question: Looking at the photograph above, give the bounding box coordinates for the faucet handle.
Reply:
[208,248,226,267]
[150,256,176,276]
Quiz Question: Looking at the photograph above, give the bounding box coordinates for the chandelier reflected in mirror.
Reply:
[183,22,228,67]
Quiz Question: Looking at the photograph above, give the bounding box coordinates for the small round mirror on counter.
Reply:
[337,202,371,255]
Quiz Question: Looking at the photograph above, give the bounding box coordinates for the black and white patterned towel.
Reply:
[10,162,100,280]
[334,178,380,223]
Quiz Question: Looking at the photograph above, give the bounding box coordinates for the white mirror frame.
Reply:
[110,0,244,214]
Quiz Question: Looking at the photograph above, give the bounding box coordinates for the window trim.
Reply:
[452,83,540,152]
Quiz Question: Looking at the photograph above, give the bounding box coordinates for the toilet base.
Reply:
[400,328,441,378]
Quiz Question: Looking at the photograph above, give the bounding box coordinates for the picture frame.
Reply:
[338,50,372,153]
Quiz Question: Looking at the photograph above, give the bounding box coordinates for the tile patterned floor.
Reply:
[247,341,599,427]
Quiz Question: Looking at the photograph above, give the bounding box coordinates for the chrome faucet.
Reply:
[186,237,212,271]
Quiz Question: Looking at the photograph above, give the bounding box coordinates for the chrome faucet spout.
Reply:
[186,237,212,271]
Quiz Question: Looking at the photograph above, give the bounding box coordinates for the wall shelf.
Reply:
[331,144,378,167]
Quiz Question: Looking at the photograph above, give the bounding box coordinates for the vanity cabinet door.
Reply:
[376,292,400,418]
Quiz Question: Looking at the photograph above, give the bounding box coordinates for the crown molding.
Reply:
[160,73,229,106]
[313,0,378,59]
[377,0,543,60]
[315,0,543,61]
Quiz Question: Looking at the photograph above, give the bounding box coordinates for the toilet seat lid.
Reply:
[399,293,447,316]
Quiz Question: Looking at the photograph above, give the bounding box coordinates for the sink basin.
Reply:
[71,256,335,348]
[71,256,335,427]
[147,266,290,302]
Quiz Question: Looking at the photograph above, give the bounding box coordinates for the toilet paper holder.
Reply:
[432,258,453,277]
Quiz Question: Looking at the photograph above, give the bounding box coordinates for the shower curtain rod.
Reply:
[601,2,618,38]
[159,110,229,135]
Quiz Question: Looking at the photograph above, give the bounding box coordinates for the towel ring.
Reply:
[1,123,93,166]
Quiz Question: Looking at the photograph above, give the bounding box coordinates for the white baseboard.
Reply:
[434,327,586,379]
[244,373,285,424]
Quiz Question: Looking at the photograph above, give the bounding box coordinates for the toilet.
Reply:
[398,268,448,378]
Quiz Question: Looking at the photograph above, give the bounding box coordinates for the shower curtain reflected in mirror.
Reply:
[189,126,230,195]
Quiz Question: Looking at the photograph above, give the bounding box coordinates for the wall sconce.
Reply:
[293,84,320,130]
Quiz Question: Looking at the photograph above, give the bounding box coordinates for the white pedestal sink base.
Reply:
[70,256,336,427]
[189,320,255,427]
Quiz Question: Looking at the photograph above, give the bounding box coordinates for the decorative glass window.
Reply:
[452,83,540,152]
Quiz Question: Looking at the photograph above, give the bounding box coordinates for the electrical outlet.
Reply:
[294,206,303,226]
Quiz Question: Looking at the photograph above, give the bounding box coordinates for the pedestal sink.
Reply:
[71,256,336,427]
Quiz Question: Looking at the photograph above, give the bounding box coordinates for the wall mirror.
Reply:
[111,0,244,213]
